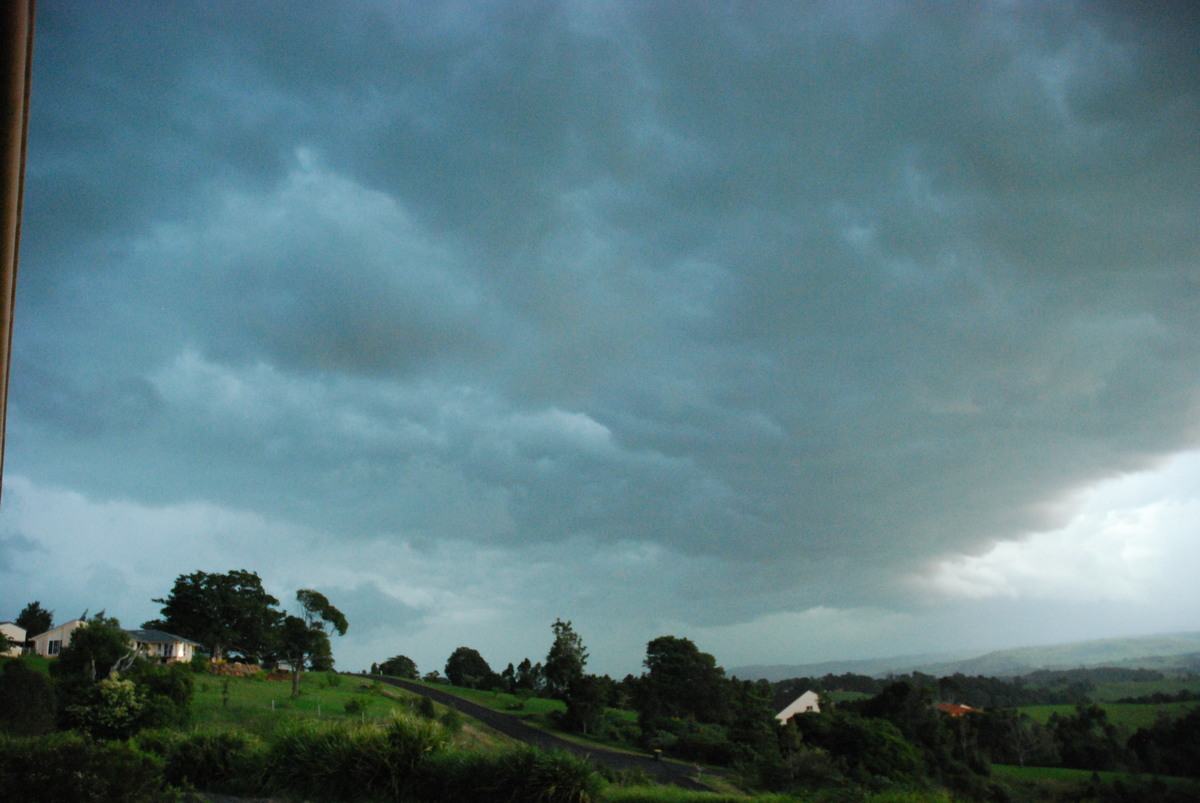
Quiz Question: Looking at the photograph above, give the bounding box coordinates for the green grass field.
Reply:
[1019,701,1197,732]
[1090,676,1199,701]
[992,764,1129,783]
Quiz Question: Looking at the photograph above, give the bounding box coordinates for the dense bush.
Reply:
[1127,705,1200,777]
[416,747,600,802]
[136,728,267,797]
[0,659,57,736]
[0,731,166,802]
[790,708,922,783]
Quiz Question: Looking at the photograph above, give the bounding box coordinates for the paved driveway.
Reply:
[361,675,714,791]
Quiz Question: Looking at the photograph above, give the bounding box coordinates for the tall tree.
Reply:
[15,601,53,638]
[150,570,282,662]
[544,618,588,701]
[515,657,544,692]
[279,589,348,698]
[635,635,730,728]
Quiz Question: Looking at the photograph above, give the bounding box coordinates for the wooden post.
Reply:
[0,0,36,502]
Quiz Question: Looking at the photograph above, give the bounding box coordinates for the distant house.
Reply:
[31,618,86,658]
[0,621,25,657]
[936,702,980,718]
[775,689,821,723]
[125,629,201,665]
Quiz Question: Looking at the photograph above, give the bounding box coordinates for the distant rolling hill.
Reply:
[733,632,1200,682]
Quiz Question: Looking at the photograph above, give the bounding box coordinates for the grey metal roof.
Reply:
[125,628,202,646]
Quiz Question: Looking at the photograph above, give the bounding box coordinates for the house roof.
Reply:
[33,618,85,638]
[936,702,980,717]
[775,690,821,722]
[125,629,202,646]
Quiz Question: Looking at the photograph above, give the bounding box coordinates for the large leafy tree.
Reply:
[378,655,418,679]
[279,589,348,698]
[16,601,53,638]
[544,619,607,734]
[635,635,730,728]
[149,570,282,662]
[544,619,587,700]
[444,646,494,688]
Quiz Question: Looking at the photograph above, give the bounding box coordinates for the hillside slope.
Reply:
[734,632,1200,682]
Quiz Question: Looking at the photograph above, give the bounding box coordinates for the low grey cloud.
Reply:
[3,1,1198,673]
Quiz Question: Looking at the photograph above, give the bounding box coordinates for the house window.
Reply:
[48,640,61,656]
[163,642,174,658]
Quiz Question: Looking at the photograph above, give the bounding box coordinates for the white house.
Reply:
[0,621,25,657]
[31,618,86,658]
[775,689,821,723]
[125,629,202,665]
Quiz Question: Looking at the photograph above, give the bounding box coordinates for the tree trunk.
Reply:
[291,664,301,698]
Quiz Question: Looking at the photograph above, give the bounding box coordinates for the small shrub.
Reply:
[416,694,437,719]
[344,695,371,714]
[63,674,144,739]
[439,707,464,734]
[417,747,600,802]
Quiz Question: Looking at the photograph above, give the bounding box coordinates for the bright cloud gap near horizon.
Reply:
[2,1,1199,679]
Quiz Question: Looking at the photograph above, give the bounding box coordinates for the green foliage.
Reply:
[516,656,546,692]
[1048,703,1126,771]
[790,708,923,783]
[636,635,730,730]
[151,569,282,663]
[445,645,497,688]
[135,728,267,797]
[0,731,167,802]
[133,708,601,802]
[344,694,371,714]
[50,613,132,683]
[974,707,1058,767]
[279,589,348,698]
[1127,704,1200,777]
[416,747,601,803]
[63,674,144,740]
[378,653,419,679]
[416,694,437,719]
[126,661,195,729]
[545,618,588,699]
[257,714,450,801]
[15,600,53,638]
[296,588,348,637]
[0,659,56,735]
[439,706,464,733]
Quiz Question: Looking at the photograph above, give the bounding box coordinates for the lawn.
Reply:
[189,671,518,751]
[0,654,50,674]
